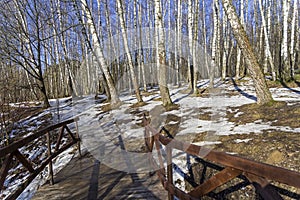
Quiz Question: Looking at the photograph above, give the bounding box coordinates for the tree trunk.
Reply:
[290,0,298,80]
[222,13,229,80]
[154,0,172,106]
[177,0,182,86]
[78,0,121,105]
[188,0,194,90]
[116,0,143,103]
[259,0,276,81]
[221,0,273,105]
[281,0,290,81]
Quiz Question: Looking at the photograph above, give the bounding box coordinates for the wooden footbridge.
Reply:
[0,116,300,199]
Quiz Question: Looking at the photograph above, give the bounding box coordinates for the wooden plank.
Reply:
[189,167,242,197]
[0,117,78,158]
[13,150,34,173]
[0,153,13,190]
[55,126,65,152]
[159,135,300,188]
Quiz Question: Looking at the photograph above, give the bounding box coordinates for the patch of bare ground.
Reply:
[183,101,300,198]
[227,101,300,128]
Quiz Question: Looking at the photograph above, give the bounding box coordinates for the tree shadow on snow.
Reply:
[231,78,257,101]
[280,81,300,95]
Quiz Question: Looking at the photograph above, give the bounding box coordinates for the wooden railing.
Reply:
[0,117,81,200]
[143,115,300,200]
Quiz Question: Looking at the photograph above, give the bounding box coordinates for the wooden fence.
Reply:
[0,117,80,200]
[143,115,300,200]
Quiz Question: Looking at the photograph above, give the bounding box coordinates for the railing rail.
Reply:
[143,115,300,199]
[0,117,81,200]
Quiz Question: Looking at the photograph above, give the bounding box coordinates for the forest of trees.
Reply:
[0,0,299,108]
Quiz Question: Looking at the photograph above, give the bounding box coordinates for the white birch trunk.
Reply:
[211,0,219,87]
[154,0,172,106]
[116,0,143,102]
[175,0,182,86]
[79,0,120,105]
[221,0,273,104]
[259,0,276,80]
[281,0,290,80]
[222,13,229,80]
[290,0,298,79]
[187,0,193,89]
[236,0,244,79]
[193,1,199,94]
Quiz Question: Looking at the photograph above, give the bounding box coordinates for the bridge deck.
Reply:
[32,152,167,200]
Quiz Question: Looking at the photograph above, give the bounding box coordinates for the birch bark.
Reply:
[154,0,172,106]
[116,0,143,102]
[221,0,273,104]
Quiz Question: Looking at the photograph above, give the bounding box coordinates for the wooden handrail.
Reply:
[0,117,80,200]
[158,135,300,189]
[0,117,79,158]
[143,115,300,199]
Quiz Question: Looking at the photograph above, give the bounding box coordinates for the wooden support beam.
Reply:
[189,167,242,197]
[55,126,65,152]
[65,125,76,141]
[0,118,78,158]
[46,132,54,185]
[167,145,174,200]
[75,120,81,157]
[13,150,34,173]
[245,173,283,200]
[4,140,78,200]
[0,153,13,190]
[159,135,300,188]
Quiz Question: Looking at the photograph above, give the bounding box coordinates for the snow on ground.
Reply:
[1,78,299,198]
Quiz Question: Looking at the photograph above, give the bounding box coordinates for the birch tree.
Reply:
[211,0,220,87]
[187,0,194,90]
[290,0,298,80]
[116,0,143,103]
[221,0,273,104]
[258,0,276,80]
[154,0,173,106]
[281,0,290,81]
[176,0,182,86]
[236,0,244,79]
[76,0,121,105]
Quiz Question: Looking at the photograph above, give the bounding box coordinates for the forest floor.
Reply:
[1,77,299,199]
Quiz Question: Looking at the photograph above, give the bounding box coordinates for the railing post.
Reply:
[75,120,82,157]
[46,132,54,185]
[167,145,174,200]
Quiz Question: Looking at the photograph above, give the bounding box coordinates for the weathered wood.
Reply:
[0,153,13,190]
[46,132,54,185]
[166,145,174,200]
[5,139,78,200]
[54,126,65,152]
[75,120,81,157]
[159,135,300,188]
[245,173,283,200]
[13,150,34,173]
[0,117,78,158]
[64,125,76,141]
[154,138,165,174]
[188,167,242,197]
